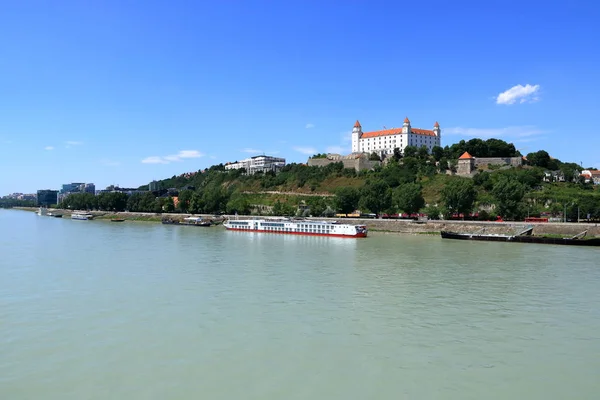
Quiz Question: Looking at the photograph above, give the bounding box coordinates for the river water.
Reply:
[1,209,599,399]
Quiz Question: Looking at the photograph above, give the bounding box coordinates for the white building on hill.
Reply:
[225,155,286,174]
[351,117,441,157]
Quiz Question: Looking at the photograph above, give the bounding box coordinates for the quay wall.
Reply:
[12,207,600,237]
[328,218,600,237]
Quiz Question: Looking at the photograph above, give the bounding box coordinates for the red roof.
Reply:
[354,120,361,128]
[361,128,403,138]
[434,121,440,127]
[411,128,436,136]
[404,117,410,123]
[459,152,474,159]
[361,126,437,138]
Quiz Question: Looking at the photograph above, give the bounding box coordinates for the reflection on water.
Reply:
[1,210,599,399]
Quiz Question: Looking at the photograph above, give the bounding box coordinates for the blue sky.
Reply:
[1,0,599,194]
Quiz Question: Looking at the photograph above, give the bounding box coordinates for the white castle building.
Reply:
[351,117,441,157]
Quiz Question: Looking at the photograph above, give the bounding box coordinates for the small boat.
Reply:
[50,213,63,218]
[161,217,212,227]
[441,226,600,247]
[111,218,126,222]
[181,217,212,227]
[71,212,94,220]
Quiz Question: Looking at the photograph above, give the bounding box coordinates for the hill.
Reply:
[131,141,599,221]
[54,140,599,221]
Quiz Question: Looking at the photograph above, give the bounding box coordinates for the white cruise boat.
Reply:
[37,207,48,216]
[71,212,94,220]
[223,218,367,238]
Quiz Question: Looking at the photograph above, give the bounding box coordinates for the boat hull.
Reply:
[71,214,93,220]
[440,231,511,242]
[162,220,211,227]
[441,231,600,247]
[224,226,367,238]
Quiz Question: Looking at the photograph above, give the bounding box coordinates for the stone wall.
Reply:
[307,154,380,171]
[314,217,600,237]
[474,157,522,167]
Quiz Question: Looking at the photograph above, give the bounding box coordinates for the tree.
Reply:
[441,178,477,217]
[202,186,228,213]
[392,147,402,161]
[393,183,425,215]
[272,200,295,216]
[359,180,392,215]
[139,192,157,212]
[177,189,194,213]
[127,192,143,211]
[163,196,175,212]
[226,193,250,215]
[438,157,449,171]
[417,146,429,160]
[369,152,381,161]
[465,138,488,157]
[431,146,444,161]
[334,187,360,215]
[97,192,128,211]
[491,177,526,220]
[403,146,418,158]
[189,193,204,214]
[526,150,551,169]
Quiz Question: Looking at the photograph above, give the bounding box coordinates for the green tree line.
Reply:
[54,138,599,221]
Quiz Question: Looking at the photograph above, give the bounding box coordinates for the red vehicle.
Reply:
[524,217,548,223]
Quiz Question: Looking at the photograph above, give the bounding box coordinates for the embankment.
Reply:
[14,207,600,237]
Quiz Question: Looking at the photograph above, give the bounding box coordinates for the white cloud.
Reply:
[496,84,540,105]
[305,123,315,129]
[141,150,204,164]
[66,140,83,146]
[322,131,352,155]
[177,150,203,159]
[44,146,54,150]
[141,156,169,164]
[445,125,544,139]
[326,146,346,154]
[241,148,262,154]
[293,146,317,155]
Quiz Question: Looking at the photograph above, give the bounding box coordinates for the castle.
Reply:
[351,117,441,157]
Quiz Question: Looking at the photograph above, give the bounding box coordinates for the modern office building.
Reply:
[224,155,286,174]
[36,190,59,206]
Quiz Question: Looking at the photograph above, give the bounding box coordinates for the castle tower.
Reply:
[433,121,441,138]
[351,120,362,153]
[402,117,411,134]
[457,151,475,175]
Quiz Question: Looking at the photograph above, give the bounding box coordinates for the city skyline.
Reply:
[1,1,599,194]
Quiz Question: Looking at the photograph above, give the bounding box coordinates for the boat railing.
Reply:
[571,230,588,240]
[515,225,534,236]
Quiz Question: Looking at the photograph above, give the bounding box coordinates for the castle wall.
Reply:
[474,157,522,167]
[307,156,380,172]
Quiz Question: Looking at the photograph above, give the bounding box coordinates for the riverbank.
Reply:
[14,207,600,237]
